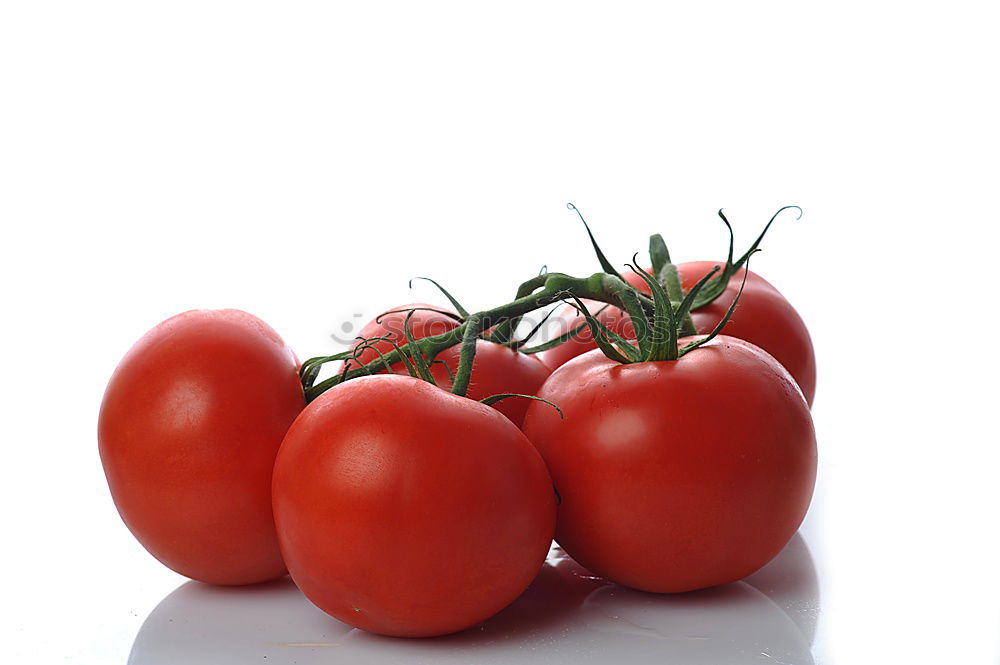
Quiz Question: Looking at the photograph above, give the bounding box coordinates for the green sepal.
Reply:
[606,272,652,359]
[690,205,802,310]
[563,295,639,364]
[568,202,623,279]
[674,264,721,325]
[649,234,671,275]
[409,277,470,318]
[627,261,677,361]
[479,393,564,419]
[679,250,758,357]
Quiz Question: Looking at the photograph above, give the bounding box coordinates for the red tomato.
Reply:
[539,265,816,405]
[98,310,304,585]
[523,336,816,593]
[350,304,552,427]
[272,374,556,637]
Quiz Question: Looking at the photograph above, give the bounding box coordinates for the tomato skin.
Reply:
[272,375,556,637]
[98,310,304,585]
[352,304,552,427]
[522,337,816,593]
[539,264,816,405]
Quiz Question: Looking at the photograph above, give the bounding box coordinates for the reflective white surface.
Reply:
[128,537,818,665]
[4,1,1000,663]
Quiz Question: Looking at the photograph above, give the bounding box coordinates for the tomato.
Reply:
[522,336,816,593]
[272,374,556,637]
[539,264,816,405]
[349,303,552,427]
[98,310,304,585]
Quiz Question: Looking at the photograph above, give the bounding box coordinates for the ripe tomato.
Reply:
[523,336,816,593]
[539,264,816,405]
[98,309,304,585]
[350,304,552,427]
[272,374,556,637]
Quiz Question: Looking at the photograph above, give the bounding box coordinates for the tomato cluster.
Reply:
[98,209,818,638]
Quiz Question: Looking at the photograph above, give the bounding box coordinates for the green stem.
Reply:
[305,272,653,402]
[661,263,697,336]
[302,206,803,402]
[450,314,481,397]
[488,273,551,344]
[649,234,697,336]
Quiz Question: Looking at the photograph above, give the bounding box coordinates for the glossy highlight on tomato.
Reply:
[273,374,557,637]
[523,336,816,593]
[98,309,304,585]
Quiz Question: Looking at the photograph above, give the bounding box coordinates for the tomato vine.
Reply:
[299,205,803,403]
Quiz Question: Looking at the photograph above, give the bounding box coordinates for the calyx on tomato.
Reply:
[532,204,815,404]
[565,201,803,339]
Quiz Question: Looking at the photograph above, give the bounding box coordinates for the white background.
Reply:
[2,2,998,663]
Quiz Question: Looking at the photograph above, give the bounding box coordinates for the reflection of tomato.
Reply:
[273,375,556,637]
[539,264,816,405]
[130,542,819,664]
[576,581,813,664]
[128,578,349,664]
[351,304,551,427]
[98,310,304,585]
[523,337,817,593]
[471,546,607,635]
[744,532,820,645]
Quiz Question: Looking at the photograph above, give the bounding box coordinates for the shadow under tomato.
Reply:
[128,535,819,665]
